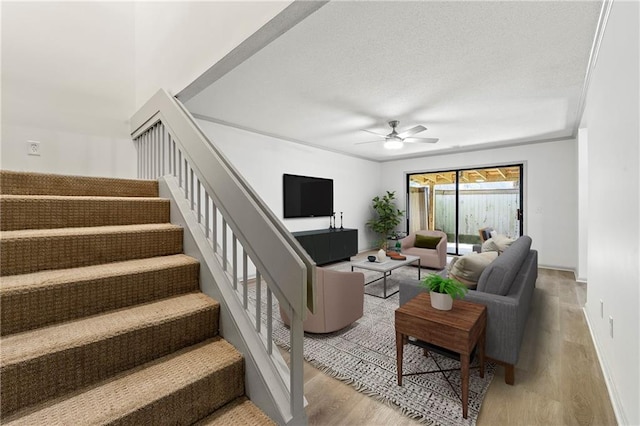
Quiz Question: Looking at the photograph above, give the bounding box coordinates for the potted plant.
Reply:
[366,191,405,251]
[420,273,468,311]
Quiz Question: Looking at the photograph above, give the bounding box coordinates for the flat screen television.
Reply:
[283,174,333,218]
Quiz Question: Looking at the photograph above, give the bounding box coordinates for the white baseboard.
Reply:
[582,307,628,425]
[537,264,582,282]
[538,263,575,272]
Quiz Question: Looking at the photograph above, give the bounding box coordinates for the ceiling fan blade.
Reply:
[405,136,438,141]
[361,129,388,138]
[403,137,439,144]
[397,125,427,138]
[355,140,385,145]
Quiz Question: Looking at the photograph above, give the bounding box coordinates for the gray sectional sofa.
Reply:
[399,235,538,384]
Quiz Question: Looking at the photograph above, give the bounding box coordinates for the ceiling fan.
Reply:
[357,120,439,150]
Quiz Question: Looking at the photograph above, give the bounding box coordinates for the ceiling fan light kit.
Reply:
[384,139,403,150]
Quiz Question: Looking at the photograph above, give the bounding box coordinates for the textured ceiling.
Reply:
[185,1,602,162]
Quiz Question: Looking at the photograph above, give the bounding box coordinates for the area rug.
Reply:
[255,262,495,426]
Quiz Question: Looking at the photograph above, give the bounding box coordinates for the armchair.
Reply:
[400,230,447,270]
[280,267,365,333]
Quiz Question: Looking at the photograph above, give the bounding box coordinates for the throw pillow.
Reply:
[447,257,478,289]
[414,234,441,249]
[481,234,515,253]
[448,251,498,288]
[481,238,499,253]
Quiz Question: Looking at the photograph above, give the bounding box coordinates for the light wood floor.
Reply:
[299,267,617,425]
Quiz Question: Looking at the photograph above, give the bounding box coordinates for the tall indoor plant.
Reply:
[420,273,468,310]
[366,191,405,249]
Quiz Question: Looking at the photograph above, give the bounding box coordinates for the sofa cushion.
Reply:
[477,235,532,295]
[415,234,441,249]
[448,251,498,288]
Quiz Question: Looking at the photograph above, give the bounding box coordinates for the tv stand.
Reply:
[292,228,358,265]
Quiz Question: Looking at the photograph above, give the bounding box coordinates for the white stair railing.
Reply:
[130,89,315,425]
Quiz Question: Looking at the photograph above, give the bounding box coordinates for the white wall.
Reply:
[380,140,579,270]
[196,120,382,252]
[198,117,581,269]
[1,2,137,178]
[580,1,640,424]
[134,1,292,109]
[1,2,292,178]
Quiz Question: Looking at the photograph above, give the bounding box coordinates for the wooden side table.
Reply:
[395,293,487,419]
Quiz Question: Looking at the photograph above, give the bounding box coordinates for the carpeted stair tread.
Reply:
[0,195,170,230]
[3,338,245,426]
[1,254,200,335]
[0,222,180,239]
[194,397,277,426]
[0,223,183,276]
[1,292,218,366]
[1,292,219,416]
[0,170,158,197]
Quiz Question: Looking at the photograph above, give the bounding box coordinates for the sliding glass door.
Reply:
[407,165,523,255]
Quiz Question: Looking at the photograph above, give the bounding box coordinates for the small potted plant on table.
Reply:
[420,273,468,311]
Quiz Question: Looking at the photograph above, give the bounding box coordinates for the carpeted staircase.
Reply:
[0,170,275,425]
